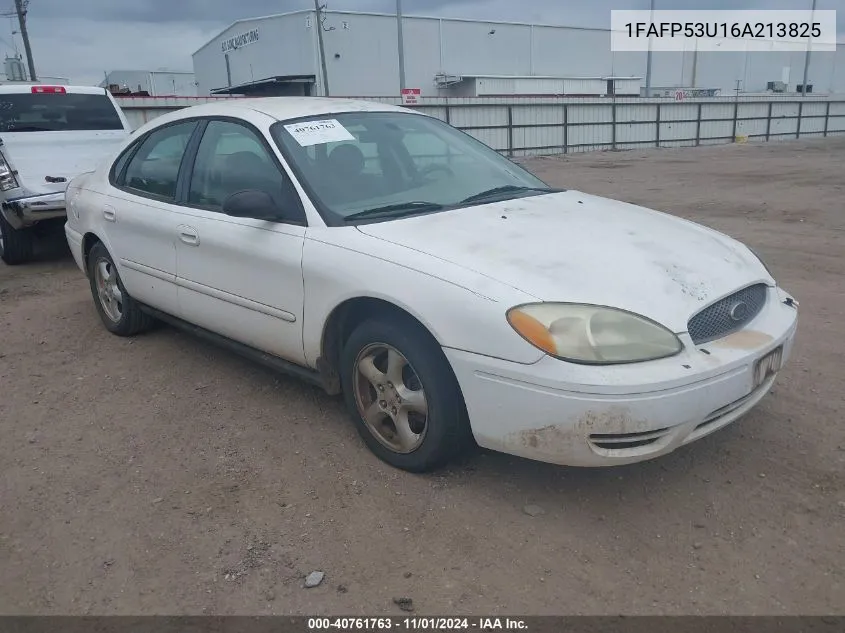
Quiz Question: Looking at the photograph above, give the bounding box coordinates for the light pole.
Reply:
[397,0,407,91]
[800,0,817,97]
[313,0,331,96]
[14,0,36,81]
[644,0,654,94]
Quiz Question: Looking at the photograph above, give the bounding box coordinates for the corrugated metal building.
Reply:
[192,9,845,98]
[99,70,197,97]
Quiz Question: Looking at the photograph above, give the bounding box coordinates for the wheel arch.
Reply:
[81,231,118,277]
[82,232,102,272]
[318,295,445,396]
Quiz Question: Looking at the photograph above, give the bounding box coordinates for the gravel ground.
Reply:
[1,137,843,615]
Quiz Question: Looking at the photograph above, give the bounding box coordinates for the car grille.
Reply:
[687,284,768,344]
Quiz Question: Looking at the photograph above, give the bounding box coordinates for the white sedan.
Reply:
[64,97,799,472]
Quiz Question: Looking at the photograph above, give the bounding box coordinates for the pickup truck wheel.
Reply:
[0,213,34,265]
[340,317,472,473]
[87,242,154,336]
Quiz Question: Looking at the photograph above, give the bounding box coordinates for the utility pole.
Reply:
[800,0,817,97]
[644,0,654,94]
[396,0,406,91]
[14,0,36,81]
[690,39,698,88]
[313,0,330,96]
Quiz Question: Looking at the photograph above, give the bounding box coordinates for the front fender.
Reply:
[301,228,545,368]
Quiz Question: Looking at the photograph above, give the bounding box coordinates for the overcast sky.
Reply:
[7,0,843,84]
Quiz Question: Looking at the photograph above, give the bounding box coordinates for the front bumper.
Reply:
[445,286,798,467]
[1,191,66,229]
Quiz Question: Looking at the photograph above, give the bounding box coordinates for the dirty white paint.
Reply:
[357,190,768,333]
[1,130,130,196]
[64,97,799,468]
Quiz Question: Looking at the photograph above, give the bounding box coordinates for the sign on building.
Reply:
[401,88,421,105]
[221,28,260,54]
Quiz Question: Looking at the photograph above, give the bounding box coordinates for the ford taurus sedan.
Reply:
[64,97,799,472]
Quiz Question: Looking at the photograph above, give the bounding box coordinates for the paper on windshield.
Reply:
[283,119,355,147]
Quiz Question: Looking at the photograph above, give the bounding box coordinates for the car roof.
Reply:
[0,83,109,95]
[136,97,418,133]
[238,97,413,120]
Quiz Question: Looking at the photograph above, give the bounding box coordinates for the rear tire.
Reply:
[0,213,34,265]
[87,241,155,336]
[340,315,472,473]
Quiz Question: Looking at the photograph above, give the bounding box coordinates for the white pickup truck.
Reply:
[0,84,132,264]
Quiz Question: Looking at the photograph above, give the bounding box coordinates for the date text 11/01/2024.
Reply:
[307,617,528,630]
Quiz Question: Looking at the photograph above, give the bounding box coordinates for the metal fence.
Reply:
[117,95,845,157]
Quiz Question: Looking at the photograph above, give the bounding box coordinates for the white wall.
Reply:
[102,71,196,96]
[396,17,442,91]
[149,73,197,97]
[191,11,845,97]
[101,71,151,93]
[317,12,400,96]
[192,13,315,95]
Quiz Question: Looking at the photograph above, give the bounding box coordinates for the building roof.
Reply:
[458,74,643,80]
[104,69,194,76]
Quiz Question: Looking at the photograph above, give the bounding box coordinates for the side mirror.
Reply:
[222,189,283,221]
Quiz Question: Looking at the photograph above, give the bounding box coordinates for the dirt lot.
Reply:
[1,138,843,616]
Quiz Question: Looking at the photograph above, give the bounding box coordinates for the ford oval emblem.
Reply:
[729,301,749,322]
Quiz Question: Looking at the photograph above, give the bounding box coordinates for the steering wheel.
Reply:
[419,163,455,180]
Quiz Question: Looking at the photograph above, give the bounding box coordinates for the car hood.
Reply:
[0,130,128,196]
[355,190,772,333]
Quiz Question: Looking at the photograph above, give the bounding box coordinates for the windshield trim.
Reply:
[269,110,557,228]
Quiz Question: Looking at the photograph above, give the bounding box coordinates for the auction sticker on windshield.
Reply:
[283,119,355,146]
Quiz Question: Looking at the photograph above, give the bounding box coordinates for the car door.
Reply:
[173,118,308,364]
[106,119,199,316]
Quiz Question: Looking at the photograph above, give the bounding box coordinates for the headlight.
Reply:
[0,150,19,191]
[507,303,683,365]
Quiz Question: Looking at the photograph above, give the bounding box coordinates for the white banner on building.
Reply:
[611,10,837,52]
[221,28,260,54]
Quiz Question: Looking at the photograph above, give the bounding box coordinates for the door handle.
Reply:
[103,207,116,222]
[178,225,200,246]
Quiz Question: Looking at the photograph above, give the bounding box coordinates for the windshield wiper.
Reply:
[460,185,560,205]
[344,201,445,221]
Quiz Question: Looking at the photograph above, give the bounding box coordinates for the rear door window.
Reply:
[122,121,197,201]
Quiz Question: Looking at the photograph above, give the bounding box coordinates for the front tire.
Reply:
[340,316,472,472]
[0,213,34,265]
[87,241,154,336]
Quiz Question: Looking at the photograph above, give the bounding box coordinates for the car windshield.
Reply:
[0,92,124,132]
[271,111,557,223]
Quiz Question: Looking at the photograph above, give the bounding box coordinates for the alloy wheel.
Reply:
[352,343,429,454]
